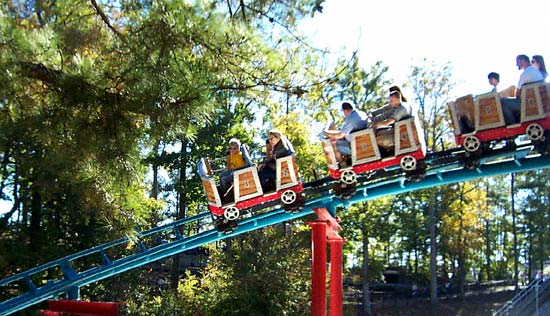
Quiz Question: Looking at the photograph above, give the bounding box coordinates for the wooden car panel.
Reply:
[521,82,546,122]
[321,138,338,169]
[234,167,263,203]
[456,94,475,132]
[351,129,380,165]
[395,117,424,156]
[202,178,221,207]
[475,92,504,130]
[277,155,299,190]
[540,84,550,115]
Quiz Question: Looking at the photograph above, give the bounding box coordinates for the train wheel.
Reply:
[463,135,481,153]
[340,169,357,185]
[400,155,417,171]
[406,172,425,183]
[223,206,240,221]
[463,159,480,170]
[284,193,304,213]
[281,190,297,205]
[214,216,237,233]
[526,123,544,141]
[213,217,224,232]
[332,182,356,199]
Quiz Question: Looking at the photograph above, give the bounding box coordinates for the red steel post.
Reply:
[47,300,120,316]
[329,238,345,316]
[307,220,327,316]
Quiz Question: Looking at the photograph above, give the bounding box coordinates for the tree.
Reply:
[406,59,457,303]
[409,58,456,152]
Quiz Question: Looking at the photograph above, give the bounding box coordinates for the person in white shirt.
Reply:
[501,55,543,124]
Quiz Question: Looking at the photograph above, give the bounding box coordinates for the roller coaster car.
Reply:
[197,147,304,233]
[321,116,427,198]
[448,81,550,160]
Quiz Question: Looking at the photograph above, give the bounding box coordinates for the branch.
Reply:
[17,62,63,85]
[226,0,234,19]
[239,0,247,22]
[0,205,18,229]
[243,4,325,53]
[90,0,122,38]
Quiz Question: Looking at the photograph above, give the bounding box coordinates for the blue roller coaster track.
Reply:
[1,146,549,316]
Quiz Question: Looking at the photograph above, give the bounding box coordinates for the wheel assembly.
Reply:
[463,159,480,170]
[463,135,481,153]
[223,206,240,221]
[340,169,357,185]
[214,216,237,233]
[284,193,305,213]
[526,123,544,141]
[400,155,417,171]
[281,190,297,205]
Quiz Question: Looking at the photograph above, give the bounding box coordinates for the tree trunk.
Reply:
[150,141,160,225]
[29,186,42,252]
[171,140,188,290]
[458,187,465,300]
[429,205,438,304]
[485,219,491,281]
[362,220,372,316]
[511,173,519,290]
[484,182,492,281]
[528,230,533,282]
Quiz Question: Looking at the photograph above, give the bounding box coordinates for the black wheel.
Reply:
[214,216,237,233]
[213,217,224,232]
[332,182,355,199]
[284,193,305,213]
[462,159,480,170]
[406,171,426,183]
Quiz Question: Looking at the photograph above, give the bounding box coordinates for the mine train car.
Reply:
[448,81,550,160]
[197,145,304,232]
[321,115,428,198]
[198,81,550,230]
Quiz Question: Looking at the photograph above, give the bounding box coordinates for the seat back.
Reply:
[447,101,462,135]
[276,155,300,191]
[240,144,253,168]
[350,128,381,165]
[456,94,476,133]
[197,157,213,178]
[321,137,338,170]
[394,116,426,156]
[233,166,263,202]
[475,92,504,130]
[520,81,547,122]
[197,158,221,206]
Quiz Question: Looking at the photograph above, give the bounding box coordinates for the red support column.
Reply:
[329,238,345,316]
[46,300,120,316]
[307,220,327,316]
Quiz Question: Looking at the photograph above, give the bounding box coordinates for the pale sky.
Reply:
[300,0,550,99]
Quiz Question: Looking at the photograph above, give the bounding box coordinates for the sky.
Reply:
[299,0,550,99]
